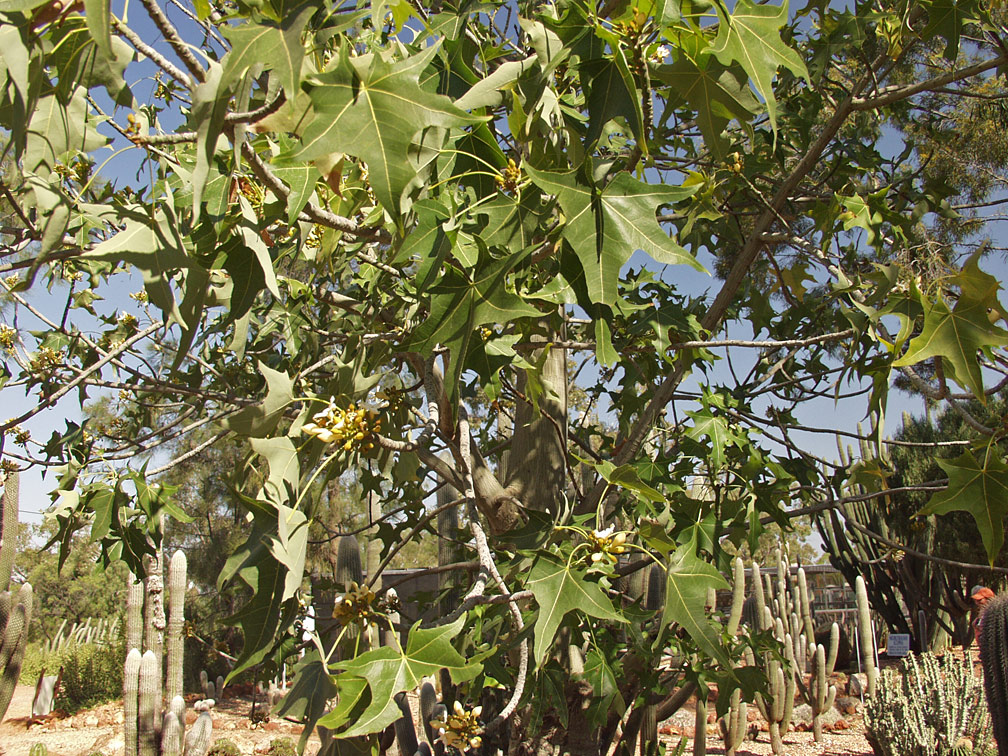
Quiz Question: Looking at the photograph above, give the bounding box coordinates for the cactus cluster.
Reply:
[979,592,1008,756]
[865,651,991,756]
[0,471,33,722]
[815,423,950,651]
[198,670,226,702]
[124,550,212,756]
[717,559,747,756]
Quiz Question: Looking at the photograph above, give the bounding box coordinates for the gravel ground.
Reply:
[0,683,874,756]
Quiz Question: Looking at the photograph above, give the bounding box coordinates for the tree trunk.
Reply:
[505,338,567,517]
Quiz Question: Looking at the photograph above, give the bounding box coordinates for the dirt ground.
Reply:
[0,685,321,756]
[0,679,875,756]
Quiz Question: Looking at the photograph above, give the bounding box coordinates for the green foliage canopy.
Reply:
[2,0,1008,749]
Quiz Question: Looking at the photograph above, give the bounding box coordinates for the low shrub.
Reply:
[57,640,124,711]
[267,737,297,756]
[206,739,241,756]
[19,643,47,685]
[865,651,992,756]
[21,640,125,712]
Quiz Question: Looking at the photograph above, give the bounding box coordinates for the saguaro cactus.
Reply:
[979,592,1008,756]
[0,471,32,722]
[124,549,212,756]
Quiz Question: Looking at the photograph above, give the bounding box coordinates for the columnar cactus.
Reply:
[809,627,838,741]
[855,575,877,697]
[718,689,747,756]
[0,471,32,722]
[979,592,1008,756]
[124,549,211,756]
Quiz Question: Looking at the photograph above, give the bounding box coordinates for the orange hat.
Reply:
[972,587,995,601]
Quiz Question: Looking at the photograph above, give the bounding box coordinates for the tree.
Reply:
[2,0,1008,754]
[21,523,130,643]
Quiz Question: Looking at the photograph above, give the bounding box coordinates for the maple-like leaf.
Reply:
[659,546,731,667]
[921,0,982,60]
[685,408,745,471]
[893,258,1008,399]
[526,553,625,664]
[922,449,1008,563]
[221,5,313,97]
[288,46,478,214]
[321,616,482,738]
[407,248,541,397]
[525,166,701,305]
[654,56,759,159]
[711,0,808,134]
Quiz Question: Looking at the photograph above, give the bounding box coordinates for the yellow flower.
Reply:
[431,700,483,751]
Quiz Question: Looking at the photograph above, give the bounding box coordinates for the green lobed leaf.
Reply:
[892,258,1008,399]
[333,616,482,737]
[711,0,808,135]
[274,651,338,753]
[659,546,731,668]
[290,46,478,214]
[221,363,294,436]
[525,166,702,305]
[221,4,313,98]
[526,552,625,664]
[406,247,541,397]
[922,449,1008,563]
[654,56,759,160]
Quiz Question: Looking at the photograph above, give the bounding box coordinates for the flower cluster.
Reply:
[5,424,31,447]
[332,581,381,627]
[431,700,483,751]
[585,526,628,565]
[302,399,381,451]
[495,158,522,194]
[0,325,16,350]
[125,112,142,138]
[30,346,62,372]
[236,175,265,207]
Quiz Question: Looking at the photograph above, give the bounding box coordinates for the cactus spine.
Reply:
[979,592,1008,755]
[124,549,211,756]
[856,575,877,697]
[0,471,32,722]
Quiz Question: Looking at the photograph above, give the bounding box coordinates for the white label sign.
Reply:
[887,633,910,657]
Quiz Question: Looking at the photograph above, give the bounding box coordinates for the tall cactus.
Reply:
[124,548,211,756]
[809,628,838,741]
[0,471,32,722]
[855,575,877,697]
[718,689,747,756]
[979,592,1008,756]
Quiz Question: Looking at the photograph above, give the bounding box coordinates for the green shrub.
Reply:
[865,651,992,756]
[55,641,124,712]
[267,737,297,756]
[19,643,47,685]
[206,739,241,756]
[28,744,47,756]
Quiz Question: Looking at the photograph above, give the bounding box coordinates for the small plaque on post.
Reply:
[887,633,910,657]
